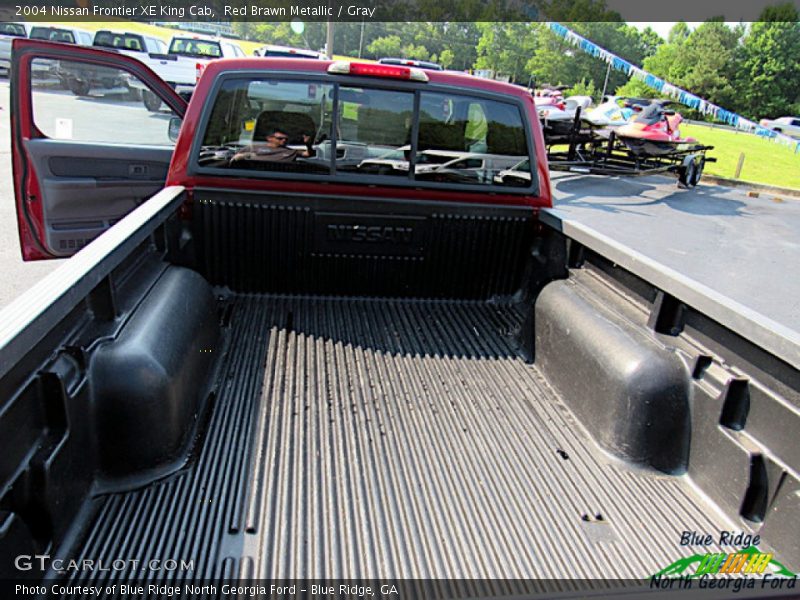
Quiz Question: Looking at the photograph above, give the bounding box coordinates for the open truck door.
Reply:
[11,39,187,260]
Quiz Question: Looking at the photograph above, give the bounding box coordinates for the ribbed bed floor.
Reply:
[64,295,733,582]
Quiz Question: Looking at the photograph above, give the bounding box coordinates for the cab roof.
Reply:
[199,58,534,101]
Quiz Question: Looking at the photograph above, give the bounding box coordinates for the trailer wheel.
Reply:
[143,90,162,113]
[678,154,701,188]
[691,157,705,186]
[68,79,90,97]
[678,163,694,188]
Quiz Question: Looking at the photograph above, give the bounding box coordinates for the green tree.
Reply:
[668,21,691,44]
[401,44,430,60]
[433,23,480,70]
[367,35,403,58]
[616,22,689,98]
[674,20,743,108]
[566,77,597,100]
[438,48,455,69]
[523,21,662,93]
[475,22,538,83]
[237,22,327,54]
[359,23,478,69]
[737,3,800,118]
[616,20,743,111]
[637,26,664,58]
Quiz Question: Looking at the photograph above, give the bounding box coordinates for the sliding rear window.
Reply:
[196,76,535,192]
[93,32,145,51]
[170,38,222,58]
[1,23,27,37]
[30,27,75,44]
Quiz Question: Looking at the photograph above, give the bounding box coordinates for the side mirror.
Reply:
[168,117,182,142]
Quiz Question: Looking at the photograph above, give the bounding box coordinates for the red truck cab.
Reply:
[168,57,551,208]
[11,40,550,261]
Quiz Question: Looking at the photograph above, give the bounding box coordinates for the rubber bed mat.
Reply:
[61,295,735,582]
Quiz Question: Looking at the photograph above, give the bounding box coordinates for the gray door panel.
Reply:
[24,139,172,255]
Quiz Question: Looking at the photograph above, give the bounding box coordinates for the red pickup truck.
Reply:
[2,39,799,591]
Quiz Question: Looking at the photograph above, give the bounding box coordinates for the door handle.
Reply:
[129,164,149,176]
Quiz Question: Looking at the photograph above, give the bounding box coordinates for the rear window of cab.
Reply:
[93,31,145,51]
[30,27,75,44]
[194,74,536,193]
[1,23,27,37]
[170,38,222,58]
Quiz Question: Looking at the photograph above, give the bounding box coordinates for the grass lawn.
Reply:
[682,123,800,190]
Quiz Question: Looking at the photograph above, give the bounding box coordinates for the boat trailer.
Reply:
[545,110,716,188]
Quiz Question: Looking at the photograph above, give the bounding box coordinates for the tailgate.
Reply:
[148,53,197,85]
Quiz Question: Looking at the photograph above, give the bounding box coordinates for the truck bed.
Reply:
[60,294,732,582]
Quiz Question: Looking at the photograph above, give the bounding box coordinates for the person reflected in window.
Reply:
[232,126,315,163]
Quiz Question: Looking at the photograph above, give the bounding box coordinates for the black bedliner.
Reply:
[55,294,732,581]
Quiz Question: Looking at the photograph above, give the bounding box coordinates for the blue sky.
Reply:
[628,22,702,40]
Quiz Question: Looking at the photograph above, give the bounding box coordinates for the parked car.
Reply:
[57,29,164,97]
[25,25,94,86]
[92,29,167,54]
[168,35,246,59]
[415,153,526,184]
[0,22,27,76]
[379,57,444,70]
[28,24,94,46]
[253,44,324,59]
[759,116,800,139]
[150,35,248,109]
[357,146,470,174]
[493,158,532,186]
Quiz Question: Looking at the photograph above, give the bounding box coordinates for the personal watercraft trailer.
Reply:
[547,106,715,188]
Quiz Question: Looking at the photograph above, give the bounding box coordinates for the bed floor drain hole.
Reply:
[581,513,605,522]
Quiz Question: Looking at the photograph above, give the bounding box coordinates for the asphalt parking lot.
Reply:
[548,171,800,334]
[0,80,62,310]
[0,78,799,343]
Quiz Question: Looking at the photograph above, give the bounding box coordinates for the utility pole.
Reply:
[600,62,612,100]
[326,20,334,59]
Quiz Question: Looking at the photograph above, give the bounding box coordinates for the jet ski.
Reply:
[536,94,592,140]
[583,96,635,128]
[582,96,653,128]
[615,101,698,156]
[532,84,569,108]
